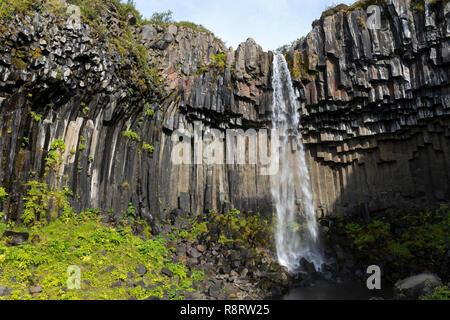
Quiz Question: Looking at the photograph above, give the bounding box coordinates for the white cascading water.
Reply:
[271,53,323,273]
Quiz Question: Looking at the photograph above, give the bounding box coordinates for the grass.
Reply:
[0,210,203,300]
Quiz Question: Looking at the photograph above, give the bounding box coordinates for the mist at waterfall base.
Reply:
[271,54,324,274]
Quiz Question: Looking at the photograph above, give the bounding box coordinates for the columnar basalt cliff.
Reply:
[0,0,275,224]
[0,0,449,228]
[288,0,450,218]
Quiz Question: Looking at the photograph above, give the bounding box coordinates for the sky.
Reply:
[133,0,357,51]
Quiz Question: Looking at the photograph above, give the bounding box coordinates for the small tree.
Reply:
[149,10,173,25]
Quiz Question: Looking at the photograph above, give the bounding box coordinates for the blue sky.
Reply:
[133,0,356,51]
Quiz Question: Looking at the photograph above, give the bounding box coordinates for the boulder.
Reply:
[29,285,43,294]
[395,273,443,299]
[135,264,147,277]
[2,231,29,245]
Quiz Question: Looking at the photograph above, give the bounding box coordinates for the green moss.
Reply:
[0,209,203,300]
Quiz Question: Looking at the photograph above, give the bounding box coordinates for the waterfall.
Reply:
[271,53,323,273]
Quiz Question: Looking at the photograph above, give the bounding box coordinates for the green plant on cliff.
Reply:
[211,53,227,72]
[21,180,75,227]
[214,208,272,247]
[30,111,42,122]
[123,129,141,142]
[142,142,155,155]
[0,187,7,202]
[44,139,66,176]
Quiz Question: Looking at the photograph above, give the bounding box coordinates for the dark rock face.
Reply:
[0,3,274,223]
[288,0,450,217]
[0,0,448,227]
[2,231,29,245]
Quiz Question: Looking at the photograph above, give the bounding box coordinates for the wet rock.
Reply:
[2,231,29,245]
[395,273,443,299]
[161,267,173,277]
[101,266,115,274]
[133,280,146,289]
[208,284,221,298]
[300,258,316,275]
[189,248,202,259]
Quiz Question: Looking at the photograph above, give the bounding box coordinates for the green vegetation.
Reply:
[284,52,313,81]
[142,142,155,155]
[341,204,450,264]
[211,53,227,71]
[196,58,209,75]
[166,217,209,242]
[420,286,450,300]
[45,139,66,174]
[30,111,42,122]
[144,103,155,117]
[148,10,212,34]
[213,208,272,248]
[148,9,174,25]
[0,187,8,202]
[0,0,34,20]
[21,180,74,227]
[0,209,204,300]
[123,130,141,142]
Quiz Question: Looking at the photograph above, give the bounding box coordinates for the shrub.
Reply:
[123,130,141,142]
[0,187,8,202]
[211,53,227,71]
[142,142,154,154]
[149,10,174,25]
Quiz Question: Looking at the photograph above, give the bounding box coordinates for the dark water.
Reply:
[282,280,393,300]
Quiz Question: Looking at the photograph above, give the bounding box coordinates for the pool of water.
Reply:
[282,280,393,300]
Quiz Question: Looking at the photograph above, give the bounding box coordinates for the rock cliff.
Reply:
[288,0,450,217]
[0,0,449,226]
